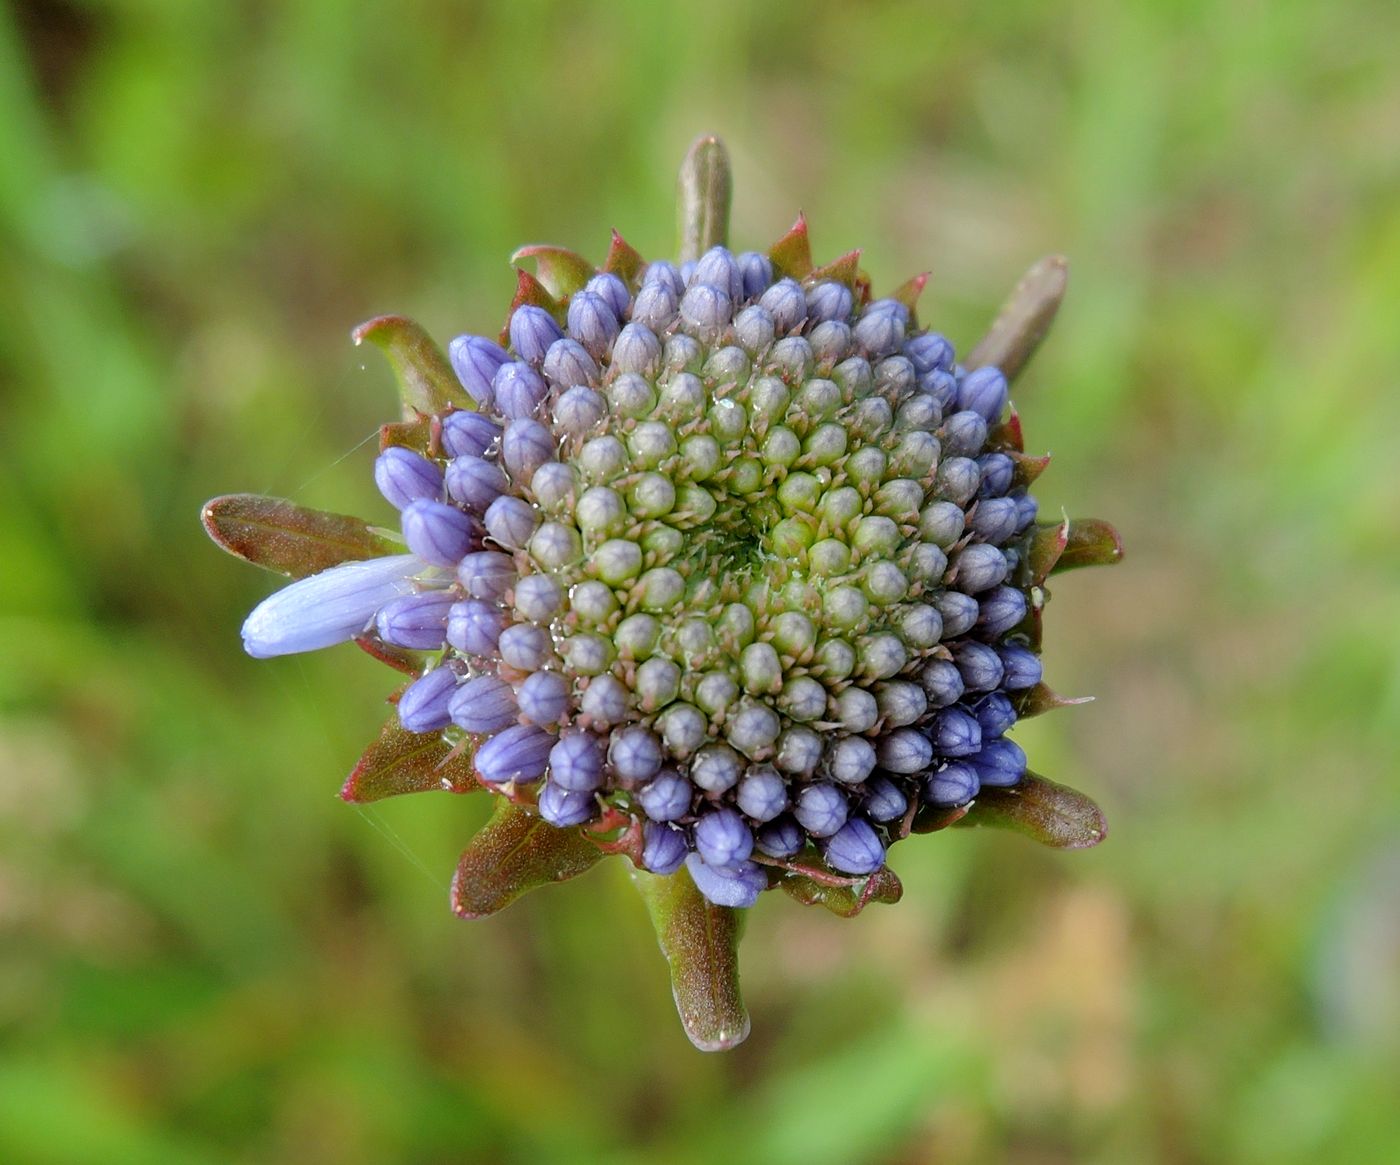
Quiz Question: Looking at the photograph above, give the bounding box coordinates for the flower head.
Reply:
[202,136,1122,1052]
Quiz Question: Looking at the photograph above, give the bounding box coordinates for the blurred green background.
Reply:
[3,0,1398,1162]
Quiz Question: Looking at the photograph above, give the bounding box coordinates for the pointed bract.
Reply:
[510,244,595,300]
[1054,518,1125,572]
[341,707,480,802]
[353,315,469,417]
[202,494,398,579]
[954,771,1108,849]
[768,213,813,280]
[602,229,646,285]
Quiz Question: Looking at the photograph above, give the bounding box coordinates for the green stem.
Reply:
[676,134,732,263]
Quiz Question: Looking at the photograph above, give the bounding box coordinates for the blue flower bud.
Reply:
[610,322,661,377]
[977,586,1028,638]
[638,768,692,821]
[951,543,1009,594]
[441,410,502,459]
[974,692,1018,738]
[924,761,979,807]
[998,644,1043,690]
[956,365,1009,421]
[919,659,966,708]
[876,728,934,774]
[448,335,510,406]
[566,290,620,358]
[694,806,754,871]
[447,599,504,656]
[579,674,629,725]
[933,708,982,758]
[934,591,980,638]
[516,670,569,725]
[641,822,688,875]
[642,260,685,296]
[685,854,766,909]
[919,500,965,548]
[904,332,954,375]
[733,305,776,354]
[968,496,1020,544]
[631,282,679,332]
[374,447,443,510]
[501,419,556,482]
[491,361,549,419]
[736,767,788,823]
[976,453,1015,498]
[483,494,537,550]
[806,281,853,324]
[513,574,562,623]
[585,272,631,318]
[444,455,509,512]
[679,259,697,284]
[375,591,455,650]
[553,385,606,436]
[448,674,518,734]
[828,737,877,786]
[794,782,848,838]
[854,300,906,359]
[941,409,990,457]
[679,283,733,338]
[397,666,459,733]
[497,622,551,672]
[537,780,596,827]
[760,278,807,334]
[693,245,743,301]
[776,728,824,777]
[863,777,908,823]
[971,737,1027,787]
[541,337,598,388]
[508,305,563,366]
[608,726,664,783]
[1014,493,1039,531]
[400,499,477,567]
[737,251,773,299]
[456,550,515,600]
[825,817,886,875]
[241,553,422,658]
[756,816,803,859]
[546,730,605,792]
[475,723,554,784]
[809,320,852,365]
[690,743,744,794]
[934,456,981,505]
[954,642,1005,692]
[920,368,959,410]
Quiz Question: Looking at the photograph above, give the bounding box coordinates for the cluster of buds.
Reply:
[204,138,1121,1050]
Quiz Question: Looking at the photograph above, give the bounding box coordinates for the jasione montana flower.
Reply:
[202,138,1122,1050]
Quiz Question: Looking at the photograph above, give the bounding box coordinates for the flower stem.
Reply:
[676,134,732,263]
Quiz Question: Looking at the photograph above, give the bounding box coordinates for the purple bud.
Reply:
[694,806,754,870]
[920,659,966,708]
[491,361,549,419]
[690,743,744,794]
[397,666,459,733]
[441,410,502,459]
[853,300,907,359]
[736,768,788,823]
[553,385,606,436]
[537,780,596,826]
[998,644,1043,690]
[685,853,766,908]
[692,246,742,301]
[542,337,598,388]
[957,366,1009,421]
[642,261,685,296]
[941,409,990,457]
[638,769,692,821]
[475,723,554,784]
[971,737,1027,787]
[456,550,515,600]
[756,816,803,859]
[374,591,454,650]
[934,591,980,638]
[501,419,556,482]
[448,675,518,734]
[483,495,537,551]
[516,670,569,725]
[875,728,934,774]
[679,283,732,336]
[642,822,688,875]
[825,817,886,875]
[579,674,629,725]
[968,497,1020,545]
[631,282,679,332]
[736,251,773,300]
[607,726,664,783]
[374,447,443,510]
[610,322,661,376]
[585,272,631,319]
[975,692,1019,738]
[679,259,697,284]
[863,777,908,823]
[951,543,1009,594]
[446,599,504,655]
[401,499,476,567]
[977,452,1015,498]
[977,586,1028,638]
[566,290,620,358]
[444,455,509,512]
[828,737,877,785]
[240,553,420,658]
[448,335,511,407]
[548,731,606,792]
[794,782,848,838]
[905,332,955,375]
[933,709,982,758]
[760,278,807,334]
[508,305,563,366]
[806,281,853,324]
[954,641,1005,692]
[925,762,979,807]
[920,369,958,410]
[1014,493,1039,531]
[497,622,551,672]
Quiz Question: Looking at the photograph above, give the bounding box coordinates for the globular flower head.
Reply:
[204,135,1122,1054]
